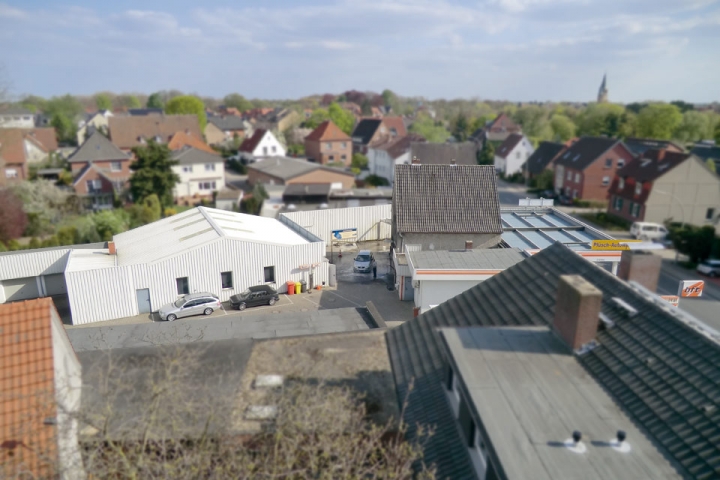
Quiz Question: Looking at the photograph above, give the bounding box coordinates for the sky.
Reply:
[1,0,719,103]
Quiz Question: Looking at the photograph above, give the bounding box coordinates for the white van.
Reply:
[630,222,668,242]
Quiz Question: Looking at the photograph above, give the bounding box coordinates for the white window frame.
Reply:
[617,159,625,168]
[619,177,625,189]
[205,163,216,172]
[635,182,642,195]
[5,168,18,178]
[110,161,122,172]
[630,203,640,218]
[182,165,193,173]
[566,171,572,180]
[575,173,580,183]
[605,158,613,169]
[614,196,623,211]
[264,266,276,283]
[602,176,610,186]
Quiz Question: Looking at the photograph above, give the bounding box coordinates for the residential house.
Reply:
[247,156,355,189]
[0,298,85,480]
[238,129,286,159]
[205,115,250,145]
[524,141,566,182]
[76,110,113,145]
[171,147,226,205]
[623,137,685,156]
[338,102,362,118]
[0,128,58,183]
[107,114,203,151]
[253,108,301,132]
[690,143,720,173]
[0,106,35,128]
[368,135,426,186]
[351,117,405,154]
[392,162,502,253]
[607,149,720,230]
[470,112,522,144]
[409,141,477,167]
[494,133,535,176]
[68,131,132,211]
[127,108,163,116]
[386,242,717,480]
[216,106,241,116]
[553,136,635,202]
[382,116,407,137]
[215,187,243,211]
[303,120,352,166]
[274,184,392,215]
[167,130,216,153]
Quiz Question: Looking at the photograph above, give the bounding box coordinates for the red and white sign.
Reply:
[660,295,679,307]
[678,280,704,298]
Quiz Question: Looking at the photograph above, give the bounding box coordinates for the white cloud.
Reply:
[0,3,26,18]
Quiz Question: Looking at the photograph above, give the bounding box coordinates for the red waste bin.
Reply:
[286,280,295,295]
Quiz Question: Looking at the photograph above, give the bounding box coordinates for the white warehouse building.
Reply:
[1,207,328,325]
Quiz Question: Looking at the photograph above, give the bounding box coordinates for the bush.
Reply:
[7,239,22,251]
[0,241,6,252]
[28,237,42,249]
[365,175,390,187]
[42,236,59,248]
[56,226,79,246]
[666,223,717,263]
[227,159,247,174]
[164,208,178,217]
[531,170,554,191]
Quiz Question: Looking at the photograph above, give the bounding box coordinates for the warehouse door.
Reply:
[43,274,67,296]
[136,289,151,314]
[3,277,40,302]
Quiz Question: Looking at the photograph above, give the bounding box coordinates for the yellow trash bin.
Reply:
[295,281,302,295]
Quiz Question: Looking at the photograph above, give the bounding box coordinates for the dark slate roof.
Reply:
[247,156,318,180]
[525,141,566,175]
[127,108,163,116]
[624,137,685,156]
[690,145,720,162]
[393,164,502,234]
[616,149,691,183]
[553,136,622,170]
[171,147,224,166]
[207,115,247,131]
[283,183,332,197]
[494,133,524,159]
[239,128,267,153]
[68,131,130,163]
[351,118,382,145]
[386,243,720,480]
[409,142,478,166]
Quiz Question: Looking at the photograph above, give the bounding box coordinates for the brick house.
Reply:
[107,114,202,152]
[304,120,352,166]
[68,131,132,210]
[470,112,522,145]
[351,117,406,154]
[0,128,58,184]
[607,149,720,229]
[553,137,635,202]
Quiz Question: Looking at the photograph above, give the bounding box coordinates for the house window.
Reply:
[263,146,268,155]
[605,158,613,168]
[205,163,216,172]
[183,165,193,173]
[86,179,102,191]
[573,189,578,199]
[341,142,347,149]
[566,171,572,180]
[271,146,277,153]
[264,266,275,283]
[575,173,580,183]
[199,181,217,190]
[221,271,233,289]
[5,168,17,178]
[617,159,625,168]
[635,182,642,195]
[630,203,641,218]
[329,155,335,161]
[614,196,623,211]
[326,142,332,150]
[619,177,625,189]
[706,208,715,220]
[176,277,189,295]
[110,161,122,172]
[341,154,347,160]
[516,151,521,159]
[469,421,489,479]
[602,176,610,186]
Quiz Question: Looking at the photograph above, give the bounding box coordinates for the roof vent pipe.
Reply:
[451,159,456,166]
[465,240,473,250]
[411,156,420,165]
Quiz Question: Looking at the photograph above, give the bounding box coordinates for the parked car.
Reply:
[353,250,377,273]
[159,292,222,322]
[630,222,668,242]
[697,259,720,277]
[230,285,279,310]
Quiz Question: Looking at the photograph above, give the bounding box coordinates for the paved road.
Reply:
[655,260,720,332]
[496,179,536,206]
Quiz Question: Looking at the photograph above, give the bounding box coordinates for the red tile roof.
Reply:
[382,116,407,137]
[0,128,58,165]
[304,120,351,142]
[108,115,202,149]
[167,130,216,153]
[239,128,267,153]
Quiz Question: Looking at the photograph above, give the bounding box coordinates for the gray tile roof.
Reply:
[525,141,565,175]
[208,115,247,131]
[68,131,130,163]
[553,136,624,171]
[248,156,319,180]
[409,142,478,166]
[171,147,224,165]
[439,326,682,480]
[386,242,720,480]
[392,164,502,234]
[409,248,525,270]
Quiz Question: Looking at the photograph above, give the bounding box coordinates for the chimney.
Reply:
[108,241,116,255]
[450,159,456,166]
[465,240,473,250]
[411,156,420,165]
[617,250,662,292]
[553,275,602,350]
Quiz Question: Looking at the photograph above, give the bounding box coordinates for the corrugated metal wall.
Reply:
[280,205,392,244]
[0,249,71,280]
[65,238,328,325]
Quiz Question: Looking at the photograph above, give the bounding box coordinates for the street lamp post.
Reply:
[654,189,686,263]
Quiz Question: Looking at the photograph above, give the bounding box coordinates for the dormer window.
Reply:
[635,182,642,195]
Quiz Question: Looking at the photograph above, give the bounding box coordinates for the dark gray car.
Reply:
[158,292,222,321]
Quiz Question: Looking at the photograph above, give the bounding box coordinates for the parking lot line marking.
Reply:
[323,290,363,308]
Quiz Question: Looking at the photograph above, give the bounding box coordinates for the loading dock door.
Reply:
[3,277,40,302]
[43,274,67,296]
[136,289,151,314]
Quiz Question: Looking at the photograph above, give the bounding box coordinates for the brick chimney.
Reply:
[465,240,473,250]
[411,156,420,165]
[617,251,662,292]
[553,275,602,350]
[108,241,116,255]
[450,159,456,166]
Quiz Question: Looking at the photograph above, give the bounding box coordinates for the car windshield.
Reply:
[173,298,185,308]
[241,289,251,296]
[356,254,371,262]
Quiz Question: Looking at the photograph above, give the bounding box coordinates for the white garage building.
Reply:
[1,207,328,325]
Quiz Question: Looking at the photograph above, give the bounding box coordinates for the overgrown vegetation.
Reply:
[666,223,720,263]
[578,212,631,231]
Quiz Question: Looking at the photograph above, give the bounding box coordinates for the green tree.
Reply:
[146,92,164,109]
[51,112,77,145]
[223,93,252,112]
[127,95,141,108]
[408,114,451,143]
[575,103,626,136]
[361,99,372,116]
[95,93,112,111]
[670,100,694,113]
[364,174,390,187]
[19,95,47,113]
[715,121,720,145]
[635,103,682,140]
[707,159,717,174]
[129,140,180,207]
[381,89,399,112]
[328,102,355,135]
[673,111,715,143]
[28,237,41,249]
[93,210,130,241]
[452,113,470,141]
[351,153,369,170]
[44,94,84,120]
[304,108,330,129]
[477,142,495,165]
[165,95,207,130]
[533,169,555,191]
[513,105,552,140]
[56,226,79,245]
[549,114,576,141]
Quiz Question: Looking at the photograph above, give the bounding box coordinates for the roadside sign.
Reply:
[331,228,358,242]
[591,239,641,251]
[678,280,704,298]
[660,295,679,307]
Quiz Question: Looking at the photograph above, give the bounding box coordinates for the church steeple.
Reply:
[597,73,608,103]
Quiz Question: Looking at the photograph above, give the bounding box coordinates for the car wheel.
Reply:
[166,314,177,322]
[269,298,277,306]
[203,308,213,315]
[238,302,247,311]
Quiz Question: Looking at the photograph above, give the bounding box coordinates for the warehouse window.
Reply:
[176,277,189,295]
[221,271,233,289]
[264,266,275,283]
